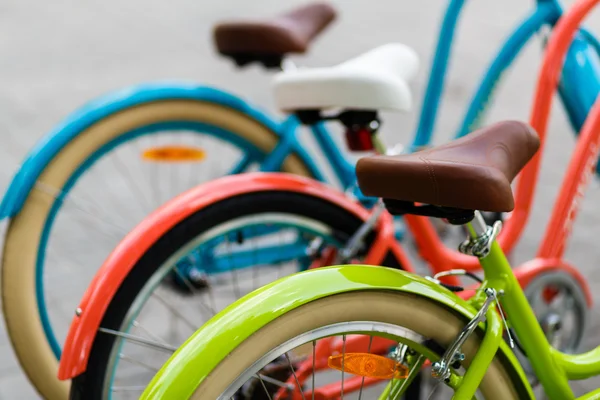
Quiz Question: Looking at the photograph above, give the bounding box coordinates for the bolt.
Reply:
[431,361,446,380]
[75,307,82,316]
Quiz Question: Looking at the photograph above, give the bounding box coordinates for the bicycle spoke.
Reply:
[99,327,178,353]
[111,385,147,392]
[253,225,261,290]
[132,320,172,348]
[391,354,425,400]
[110,150,154,214]
[171,267,216,318]
[119,354,160,373]
[150,162,162,209]
[225,236,243,299]
[256,374,274,400]
[34,181,129,236]
[312,341,316,400]
[358,336,374,400]
[151,291,197,331]
[426,381,443,400]
[341,334,346,399]
[285,352,306,400]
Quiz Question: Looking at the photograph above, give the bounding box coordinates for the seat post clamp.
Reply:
[458,220,502,258]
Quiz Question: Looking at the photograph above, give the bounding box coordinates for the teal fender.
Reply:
[0,81,317,219]
[140,265,534,399]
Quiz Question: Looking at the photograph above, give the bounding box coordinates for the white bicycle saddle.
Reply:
[272,43,419,112]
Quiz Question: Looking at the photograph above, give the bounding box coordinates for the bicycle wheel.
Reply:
[68,191,403,399]
[1,99,312,399]
[187,291,525,399]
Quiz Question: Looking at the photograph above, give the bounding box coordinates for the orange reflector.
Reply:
[328,353,409,379]
[142,146,206,162]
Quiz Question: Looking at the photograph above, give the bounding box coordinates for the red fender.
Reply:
[513,257,593,307]
[57,172,409,380]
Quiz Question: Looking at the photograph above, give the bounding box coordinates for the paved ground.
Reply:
[1,0,600,398]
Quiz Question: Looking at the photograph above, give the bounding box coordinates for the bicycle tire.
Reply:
[69,191,404,399]
[190,291,526,399]
[1,99,312,400]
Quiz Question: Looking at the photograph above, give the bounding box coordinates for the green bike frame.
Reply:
[140,213,600,399]
[464,221,600,399]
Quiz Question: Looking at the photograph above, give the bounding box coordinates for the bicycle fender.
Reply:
[0,82,314,219]
[57,173,392,381]
[139,264,534,400]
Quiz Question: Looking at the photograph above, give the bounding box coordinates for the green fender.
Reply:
[140,265,533,399]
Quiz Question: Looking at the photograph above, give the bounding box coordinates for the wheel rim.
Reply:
[100,213,345,399]
[212,322,474,399]
[519,271,588,378]
[36,122,265,359]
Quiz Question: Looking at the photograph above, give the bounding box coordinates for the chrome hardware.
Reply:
[494,289,514,349]
[369,119,381,131]
[434,269,468,280]
[75,307,83,316]
[434,269,482,284]
[431,288,498,382]
[389,343,409,362]
[542,313,563,348]
[305,236,325,258]
[338,200,386,262]
[458,220,502,258]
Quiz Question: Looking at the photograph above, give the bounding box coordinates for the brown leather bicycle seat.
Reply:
[356,121,540,212]
[214,2,336,57]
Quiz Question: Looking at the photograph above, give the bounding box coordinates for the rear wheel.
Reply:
[1,98,312,400]
[189,291,527,399]
[69,191,404,399]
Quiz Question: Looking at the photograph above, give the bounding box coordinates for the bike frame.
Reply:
[462,224,600,399]
[168,0,600,286]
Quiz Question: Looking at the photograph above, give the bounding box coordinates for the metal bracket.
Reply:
[431,288,497,382]
[337,200,386,262]
[431,287,514,383]
[434,269,483,284]
[458,220,502,258]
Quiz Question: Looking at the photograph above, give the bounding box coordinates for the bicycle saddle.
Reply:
[272,43,419,112]
[213,2,336,67]
[356,121,540,212]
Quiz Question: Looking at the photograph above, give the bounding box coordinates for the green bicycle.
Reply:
[138,116,600,399]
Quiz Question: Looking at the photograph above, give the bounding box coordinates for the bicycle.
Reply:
[4,0,600,398]
[57,0,600,397]
[135,3,600,398]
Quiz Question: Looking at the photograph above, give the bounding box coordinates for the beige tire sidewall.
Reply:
[1,100,312,400]
[193,292,522,399]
